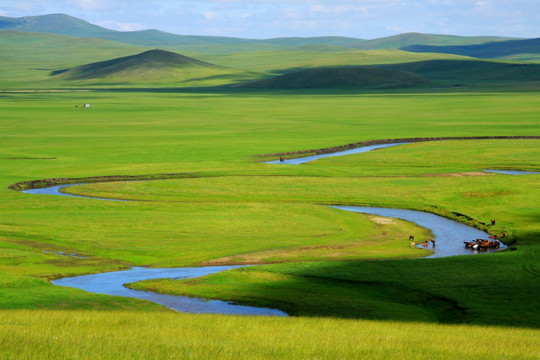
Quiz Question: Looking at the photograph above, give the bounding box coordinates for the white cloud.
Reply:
[95,20,145,31]
[309,4,369,15]
[202,11,220,20]
[13,2,36,12]
[115,22,145,31]
[71,0,105,11]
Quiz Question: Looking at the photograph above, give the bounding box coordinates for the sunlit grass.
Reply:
[1,310,538,360]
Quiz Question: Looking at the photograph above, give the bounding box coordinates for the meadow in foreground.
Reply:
[1,310,538,360]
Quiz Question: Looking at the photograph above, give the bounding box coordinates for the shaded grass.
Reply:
[131,248,540,327]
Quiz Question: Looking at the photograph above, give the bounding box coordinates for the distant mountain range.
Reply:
[1,13,539,88]
[0,13,524,52]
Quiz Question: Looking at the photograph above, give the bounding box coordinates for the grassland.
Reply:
[0,27,539,358]
[1,310,538,360]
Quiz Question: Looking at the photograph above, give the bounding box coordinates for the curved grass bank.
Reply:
[9,136,540,191]
[7,172,204,191]
[256,135,540,158]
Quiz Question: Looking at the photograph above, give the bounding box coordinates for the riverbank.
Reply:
[9,136,540,191]
[256,135,540,159]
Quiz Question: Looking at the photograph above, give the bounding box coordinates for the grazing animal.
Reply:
[464,241,475,248]
[410,242,416,247]
[430,239,436,247]
[422,242,427,248]
[491,219,496,225]
[409,235,415,241]
[279,156,285,162]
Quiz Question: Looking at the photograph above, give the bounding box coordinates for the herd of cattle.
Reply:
[464,239,501,250]
[409,237,501,250]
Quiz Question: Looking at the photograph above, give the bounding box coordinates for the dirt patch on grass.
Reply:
[463,190,512,198]
[421,171,494,177]
[369,216,396,225]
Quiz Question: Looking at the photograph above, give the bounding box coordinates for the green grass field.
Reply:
[0,29,539,358]
[1,89,539,358]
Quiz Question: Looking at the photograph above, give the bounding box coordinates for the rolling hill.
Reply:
[401,37,540,59]
[0,30,470,88]
[235,66,432,89]
[0,30,150,87]
[381,59,540,82]
[0,14,537,89]
[51,49,248,85]
[235,59,540,90]
[351,32,515,50]
[0,13,254,47]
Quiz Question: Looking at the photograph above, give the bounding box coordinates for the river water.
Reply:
[265,143,409,164]
[484,169,540,175]
[51,266,287,316]
[22,183,125,201]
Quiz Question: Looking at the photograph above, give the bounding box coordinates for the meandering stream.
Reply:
[24,141,530,315]
[265,143,408,164]
[51,266,287,316]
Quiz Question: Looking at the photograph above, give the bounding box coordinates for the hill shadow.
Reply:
[214,246,540,327]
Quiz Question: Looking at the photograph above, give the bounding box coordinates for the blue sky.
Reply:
[0,0,538,39]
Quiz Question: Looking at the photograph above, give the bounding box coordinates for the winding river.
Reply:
[24,141,529,315]
[265,142,408,165]
[22,183,125,201]
[51,266,287,316]
[484,169,540,175]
